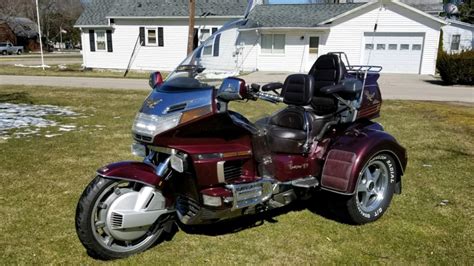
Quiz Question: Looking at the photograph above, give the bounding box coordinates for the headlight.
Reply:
[132,112,182,139]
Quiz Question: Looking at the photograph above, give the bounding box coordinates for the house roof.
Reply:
[75,0,115,26]
[0,16,38,38]
[445,18,474,29]
[75,0,248,27]
[107,0,249,18]
[243,3,366,28]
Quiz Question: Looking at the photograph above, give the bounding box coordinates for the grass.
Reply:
[0,85,473,264]
[0,64,153,79]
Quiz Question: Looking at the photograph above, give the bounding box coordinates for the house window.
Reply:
[365,44,374,50]
[200,29,211,44]
[201,33,221,57]
[376,44,386,50]
[96,31,106,51]
[145,27,164,46]
[412,44,422,51]
[147,28,157,45]
[451,35,460,51]
[261,34,285,54]
[400,44,410,50]
[309,37,319,54]
[388,44,397,50]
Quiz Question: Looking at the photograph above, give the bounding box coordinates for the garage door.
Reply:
[362,33,424,74]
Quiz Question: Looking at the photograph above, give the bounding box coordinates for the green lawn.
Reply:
[0,85,473,264]
[0,64,152,79]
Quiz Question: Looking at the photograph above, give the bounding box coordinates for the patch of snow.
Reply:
[0,103,80,140]
[45,134,62,138]
[14,64,51,68]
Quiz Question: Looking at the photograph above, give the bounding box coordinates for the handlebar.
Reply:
[255,91,283,103]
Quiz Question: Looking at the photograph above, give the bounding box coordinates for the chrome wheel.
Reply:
[356,160,389,213]
[90,181,162,253]
[76,176,174,259]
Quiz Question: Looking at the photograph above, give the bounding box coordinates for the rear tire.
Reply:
[75,176,169,260]
[1,50,6,55]
[332,153,397,225]
[17,50,22,55]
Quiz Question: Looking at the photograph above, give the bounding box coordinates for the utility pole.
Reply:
[187,0,195,55]
[35,0,45,70]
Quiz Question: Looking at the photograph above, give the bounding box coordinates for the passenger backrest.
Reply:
[281,74,314,106]
[308,54,347,92]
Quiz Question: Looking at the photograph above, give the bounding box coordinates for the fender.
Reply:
[321,122,407,195]
[97,161,164,188]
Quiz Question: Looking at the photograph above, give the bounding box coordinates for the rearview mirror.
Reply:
[149,71,164,89]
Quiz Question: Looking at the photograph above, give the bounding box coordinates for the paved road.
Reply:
[0,73,473,103]
[0,75,148,90]
[0,53,82,65]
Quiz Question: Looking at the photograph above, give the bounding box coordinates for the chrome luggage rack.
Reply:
[328,52,383,74]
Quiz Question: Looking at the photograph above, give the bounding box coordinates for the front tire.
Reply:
[75,176,169,260]
[333,153,397,224]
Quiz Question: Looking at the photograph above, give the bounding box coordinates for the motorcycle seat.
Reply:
[309,53,349,115]
[266,74,315,154]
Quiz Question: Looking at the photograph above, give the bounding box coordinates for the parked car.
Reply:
[0,41,23,55]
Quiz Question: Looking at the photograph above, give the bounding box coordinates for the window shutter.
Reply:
[213,34,220,57]
[212,27,218,34]
[158,27,164,47]
[106,30,113,52]
[139,27,145,46]
[89,30,95,52]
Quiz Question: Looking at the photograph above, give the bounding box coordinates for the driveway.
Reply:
[243,72,474,103]
[0,72,472,103]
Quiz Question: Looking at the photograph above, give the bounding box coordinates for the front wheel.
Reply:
[332,153,397,224]
[75,176,174,260]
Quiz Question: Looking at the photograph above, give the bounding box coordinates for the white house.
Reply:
[442,18,474,53]
[75,0,447,75]
[74,0,247,71]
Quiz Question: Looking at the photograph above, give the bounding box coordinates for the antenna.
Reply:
[444,3,459,19]
[124,33,142,77]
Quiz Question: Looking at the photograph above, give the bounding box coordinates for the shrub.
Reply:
[436,49,474,85]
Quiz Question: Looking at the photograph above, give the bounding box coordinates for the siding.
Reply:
[318,3,442,75]
[442,23,474,53]
[80,18,230,71]
[239,30,328,72]
[240,3,442,74]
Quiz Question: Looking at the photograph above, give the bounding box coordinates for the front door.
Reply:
[307,36,320,72]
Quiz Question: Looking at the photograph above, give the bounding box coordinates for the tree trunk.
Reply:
[187,0,195,55]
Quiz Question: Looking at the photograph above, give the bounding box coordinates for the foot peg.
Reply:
[291,176,319,188]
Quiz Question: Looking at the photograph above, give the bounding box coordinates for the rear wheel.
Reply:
[333,153,397,224]
[1,50,6,55]
[17,50,22,55]
[75,176,173,260]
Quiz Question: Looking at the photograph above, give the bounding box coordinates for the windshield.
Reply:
[165,19,253,88]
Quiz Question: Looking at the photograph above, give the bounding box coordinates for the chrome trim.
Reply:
[225,178,274,210]
[148,146,173,154]
[156,157,171,176]
[217,161,225,183]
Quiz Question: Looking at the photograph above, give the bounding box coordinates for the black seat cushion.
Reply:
[311,96,338,116]
[281,74,314,106]
[308,54,347,93]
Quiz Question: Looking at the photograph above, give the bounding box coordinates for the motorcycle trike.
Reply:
[75,21,407,260]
